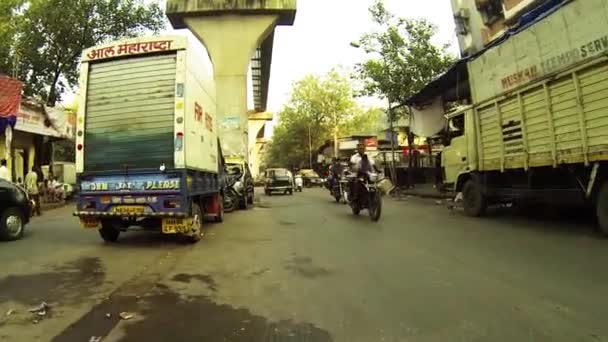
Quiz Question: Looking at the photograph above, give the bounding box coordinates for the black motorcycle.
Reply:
[329,176,348,204]
[223,174,240,213]
[346,171,383,222]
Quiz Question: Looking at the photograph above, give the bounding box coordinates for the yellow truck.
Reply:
[441,0,608,233]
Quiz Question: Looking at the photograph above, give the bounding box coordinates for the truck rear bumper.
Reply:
[73,211,187,218]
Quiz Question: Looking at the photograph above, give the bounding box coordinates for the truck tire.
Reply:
[239,194,248,210]
[596,182,608,236]
[185,202,203,243]
[247,191,254,207]
[99,221,120,242]
[462,179,487,217]
[0,207,25,241]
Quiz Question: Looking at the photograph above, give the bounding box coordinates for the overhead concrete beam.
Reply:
[165,0,296,161]
[166,0,297,27]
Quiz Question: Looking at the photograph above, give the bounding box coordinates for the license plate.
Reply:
[80,218,101,229]
[162,218,185,234]
[111,205,145,215]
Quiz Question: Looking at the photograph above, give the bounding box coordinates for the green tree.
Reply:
[352,0,455,110]
[0,0,165,105]
[264,70,384,169]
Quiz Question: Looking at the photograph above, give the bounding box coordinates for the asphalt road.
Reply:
[0,188,606,342]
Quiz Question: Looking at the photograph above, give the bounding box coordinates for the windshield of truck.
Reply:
[83,54,177,172]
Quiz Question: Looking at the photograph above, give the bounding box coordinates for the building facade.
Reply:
[451,0,546,56]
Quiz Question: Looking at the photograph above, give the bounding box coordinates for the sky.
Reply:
[154,0,459,113]
[65,0,458,128]
[264,0,459,112]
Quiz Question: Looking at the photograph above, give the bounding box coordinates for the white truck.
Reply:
[441,0,608,233]
[74,35,225,242]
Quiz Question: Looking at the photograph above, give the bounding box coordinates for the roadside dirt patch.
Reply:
[118,287,333,342]
[284,256,332,279]
[0,257,105,307]
[171,273,218,292]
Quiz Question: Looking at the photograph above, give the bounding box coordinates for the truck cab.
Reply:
[441,106,477,190]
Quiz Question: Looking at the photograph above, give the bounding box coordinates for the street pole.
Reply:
[308,124,313,169]
[388,101,397,185]
[333,113,339,159]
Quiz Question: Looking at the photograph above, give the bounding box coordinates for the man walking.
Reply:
[0,159,10,181]
[25,168,41,216]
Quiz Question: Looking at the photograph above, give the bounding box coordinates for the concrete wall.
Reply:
[451,0,544,55]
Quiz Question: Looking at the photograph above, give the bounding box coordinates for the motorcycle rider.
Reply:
[349,143,375,201]
[328,158,343,189]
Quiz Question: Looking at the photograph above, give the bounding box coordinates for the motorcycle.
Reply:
[294,175,303,192]
[346,171,383,222]
[329,176,348,204]
[223,174,240,213]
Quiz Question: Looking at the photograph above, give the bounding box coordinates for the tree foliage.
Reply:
[353,0,455,111]
[264,70,382,169]
[0,0,165,105]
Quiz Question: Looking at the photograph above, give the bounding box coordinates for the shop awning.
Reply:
[405,59,470,107]
[0,76,22,117]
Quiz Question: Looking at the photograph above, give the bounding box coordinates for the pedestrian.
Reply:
[25,168,41,216]
[0,159,10,182]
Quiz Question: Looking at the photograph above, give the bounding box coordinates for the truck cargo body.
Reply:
[74,36,224,242]
[442,0,608,232]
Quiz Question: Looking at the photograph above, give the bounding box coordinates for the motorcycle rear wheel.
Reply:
[369,192,382,222]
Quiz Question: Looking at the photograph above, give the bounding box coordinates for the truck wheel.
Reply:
[239,195,248,210]
[248,192,254,207]
[0,207,25,241]
[185,202,202,243]
[462,179,487,217]
[99,221,120,242]
[596,182,608,236]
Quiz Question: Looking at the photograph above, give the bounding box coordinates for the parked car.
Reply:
[264,168,294,195]
[297,169,324,187]
[0,180,32,241]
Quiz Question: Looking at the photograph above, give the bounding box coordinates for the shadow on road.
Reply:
[482,204,600,238]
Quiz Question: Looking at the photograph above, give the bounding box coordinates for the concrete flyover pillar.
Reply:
[166,0,297,161]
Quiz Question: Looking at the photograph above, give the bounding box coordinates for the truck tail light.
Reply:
[164,200,180,209]
[77,144,83,151]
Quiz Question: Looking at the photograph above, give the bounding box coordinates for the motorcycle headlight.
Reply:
[234,181,244,191]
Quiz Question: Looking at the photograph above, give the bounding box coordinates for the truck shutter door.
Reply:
[84,53,177,171]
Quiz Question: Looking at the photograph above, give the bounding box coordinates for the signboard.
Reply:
[85,40,173,61]
[221,116,240,130]
[339,140,358,150]
[80,174,181,192]
[15,105,62,137]
[81,36,188,62]
[469,0,608,103]
[364,138,378,148]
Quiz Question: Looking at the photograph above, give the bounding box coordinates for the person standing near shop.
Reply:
[25,168,41,216]
[0,159,10,182]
